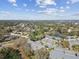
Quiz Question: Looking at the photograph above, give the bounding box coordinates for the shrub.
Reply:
[0,47,22,59]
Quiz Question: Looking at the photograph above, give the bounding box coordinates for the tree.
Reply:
[72,45,79,52]
[60,40,70,48]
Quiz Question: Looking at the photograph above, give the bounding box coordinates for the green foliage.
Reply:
[72,45,79,52]
[30,26,45,41]
[0,47,21,59]
[60,40,70,48]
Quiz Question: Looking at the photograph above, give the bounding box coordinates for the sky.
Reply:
[0,0,79,20]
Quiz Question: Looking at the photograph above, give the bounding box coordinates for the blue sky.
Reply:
[0,0,79,20]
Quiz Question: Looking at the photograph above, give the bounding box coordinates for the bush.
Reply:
[72,45,79,52]
[60,40,70,48]
[0,47,22,59]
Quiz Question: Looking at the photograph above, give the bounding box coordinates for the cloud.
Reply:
[59,7,65,12]
[13,3,17,7]
[37,7,66,16]
[60,6,64,9]
[36,0,56,6]
[8,0,16,3]
[73,12,79,16]
[39,5,47,8]
[0,11,12,20]
[66,1,70,4]
[0,11,11,15]
[59,9,65,13]
[23,3,27,7]
[70,0,79,4]
[38,8,57,15]
[8,0,17,6]
[66,6,70,9]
